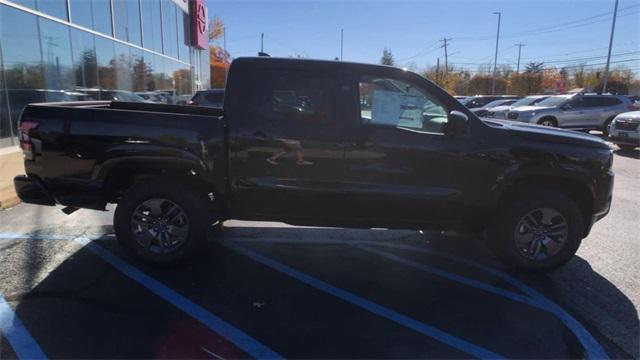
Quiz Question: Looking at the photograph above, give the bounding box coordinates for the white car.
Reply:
[485,95,549,119]
[608,110,640,150]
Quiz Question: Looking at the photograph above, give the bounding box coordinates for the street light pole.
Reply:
[515,43,524,73]
[491,11,501,95]
[340,29,344,61]
[602,0,619,93]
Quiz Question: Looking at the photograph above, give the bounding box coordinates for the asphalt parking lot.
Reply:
[0,149,638,359]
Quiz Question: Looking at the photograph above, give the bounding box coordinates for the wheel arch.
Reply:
[496,176,594,237]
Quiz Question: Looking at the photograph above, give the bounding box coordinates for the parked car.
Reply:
[14,57,614,272]
[485,95,549,119]
[608,110,640,151]
[471,98,520,117]
[506,93,637,133]
[187,89,225,108]
[461,95,520,109]
[136,92,165,103]
[81,89,147,102]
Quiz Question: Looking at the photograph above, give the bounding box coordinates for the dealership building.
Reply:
[0,0,210,148]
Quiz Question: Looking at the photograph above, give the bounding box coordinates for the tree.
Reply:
[208,16,231,88]
[525,62,545,74]
[380,48,394,66]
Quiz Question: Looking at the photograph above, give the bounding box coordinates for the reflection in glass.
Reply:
[39,18,75,93]
[95,36,116,90]
[161,0,178,58]
[35,0,68,20]
[70,0,113,36]
[141,0,163,53]
[71,29,98,89]
[115,43,133,92]
[113,0,142,46]
[177,10,190,62]
[1,4,45,140]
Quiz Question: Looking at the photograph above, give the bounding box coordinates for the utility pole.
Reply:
[603,0,619,93]
[340,29,344,61]
[515,43,524,73]
[440,38,451,74]
[435,57,440,83]
[491,11,501,95]
[223,27,227,53]
[261,32,264,53]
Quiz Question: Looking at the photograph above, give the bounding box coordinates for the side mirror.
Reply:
[444,110,468,136]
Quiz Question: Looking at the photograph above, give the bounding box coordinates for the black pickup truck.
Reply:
[14,57,614,271]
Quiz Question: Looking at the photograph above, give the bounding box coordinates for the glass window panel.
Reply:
[36,0,68,20]
[95,36,116,90]
[69,0,93,29]
[161,0,178,58]
[92,0,113,36]
[177,9,190,62]
[39,18,75,93]
[0,5,43,141]
[141,0,162,53]
[113,0,141,46]
[10,0,36,11]
[70,29,98,89]
[115,43,133,91]
[140,52,156,91]
[152,53,166,92]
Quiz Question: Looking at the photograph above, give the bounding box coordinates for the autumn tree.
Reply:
[208,16,231,88]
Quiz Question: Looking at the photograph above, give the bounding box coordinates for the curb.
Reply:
[0,188,20,210]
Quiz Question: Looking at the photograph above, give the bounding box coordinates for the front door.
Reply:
[229,67,348,221]
[340,70,480,228]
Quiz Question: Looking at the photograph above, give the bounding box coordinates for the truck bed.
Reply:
[18,101,226,210]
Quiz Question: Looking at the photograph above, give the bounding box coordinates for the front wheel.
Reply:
[491,188,584,272]
[114,178,212,263]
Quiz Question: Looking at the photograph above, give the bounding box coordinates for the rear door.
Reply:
[228,65,349,220]
[580,97,609,128]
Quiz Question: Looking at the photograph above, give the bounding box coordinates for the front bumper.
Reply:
[14,175,56,206]
[585,169,614,236]
[608,129,639,146]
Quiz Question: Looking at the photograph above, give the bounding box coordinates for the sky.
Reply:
[206,0,640,74]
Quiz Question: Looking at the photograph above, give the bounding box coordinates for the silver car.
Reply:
[485,95,549,119]
[608,110,640,150]
[506,94,636,132]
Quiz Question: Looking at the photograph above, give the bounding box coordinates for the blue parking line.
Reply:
[74,239,282,360]
[225,242,505,360]
[357,241,609,360]
[0,294,47,359]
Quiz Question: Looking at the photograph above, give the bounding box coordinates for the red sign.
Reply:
[192,0,207,49]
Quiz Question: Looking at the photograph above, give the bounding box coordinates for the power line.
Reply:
[454,5,640,42]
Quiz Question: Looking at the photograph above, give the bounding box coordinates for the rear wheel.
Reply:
[491,188,584,272]
[537,117,557,127]
[114,178,212,263]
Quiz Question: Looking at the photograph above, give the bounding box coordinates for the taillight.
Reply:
[18,120,39,160]
[629,105,639,111]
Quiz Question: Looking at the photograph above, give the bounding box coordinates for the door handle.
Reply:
[250,131,267,142]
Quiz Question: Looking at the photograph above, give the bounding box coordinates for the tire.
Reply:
[114,178,212,264]
[602,116,615,136]
[618,144,637,151]
[491,187,584,272]
[537,117,557,127]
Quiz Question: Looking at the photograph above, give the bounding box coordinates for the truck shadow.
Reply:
[9,225,639,358]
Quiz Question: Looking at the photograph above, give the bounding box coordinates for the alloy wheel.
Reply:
[514,207,568,261]
[131,198,190,254]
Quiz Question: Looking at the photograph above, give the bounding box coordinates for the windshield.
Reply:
[484,99,513,108]
[536,96,571,107]
[512,96,545,107]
